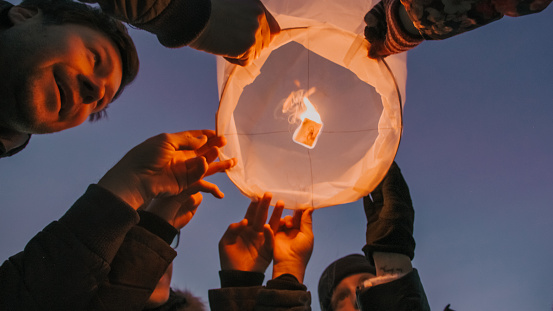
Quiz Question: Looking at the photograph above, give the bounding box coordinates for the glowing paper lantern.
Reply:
[216,0,407,209]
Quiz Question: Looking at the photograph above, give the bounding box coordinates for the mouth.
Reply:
[54,72,72,118]
[54,73,65,115]
[56,82,65,114]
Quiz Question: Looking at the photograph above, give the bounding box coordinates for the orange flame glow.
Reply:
[281,87,323,149]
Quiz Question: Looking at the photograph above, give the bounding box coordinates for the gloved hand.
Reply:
[362,162,416,264]
[190,0,280,66]
[492,0,552,16]
[364,0,423,59]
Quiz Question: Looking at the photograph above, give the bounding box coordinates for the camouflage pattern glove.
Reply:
[364,0,423,59]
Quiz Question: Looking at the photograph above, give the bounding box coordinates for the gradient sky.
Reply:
[1,3,552,310]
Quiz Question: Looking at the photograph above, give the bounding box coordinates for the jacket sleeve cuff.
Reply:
[383,0,423,52]
[357,269,430,310]
[258,275,311,309]
[266,274,307,291]
[219,270,265,288]
[108,225,176,288]
[362,242,415,266]
[137,210,178,245]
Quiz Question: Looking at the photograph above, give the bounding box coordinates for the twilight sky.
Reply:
[1,2,552,310]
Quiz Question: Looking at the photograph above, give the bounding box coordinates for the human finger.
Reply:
[300,208,314,234]
[172,193,203,229]
[181,156,209,189]
[178,192,203,213]
[220,219,248,244]
[196,135,227,156]
[163,131,209,151]
[244,195,261,223]
[252,193,272,232]
[175,129,216,138]
[292,209,303,229]
[268,200,284,233]
[205,158,236,177]
[202,146,220,164]
[283,215,294,229]
[263,224,275,250]
[183,179,224,199]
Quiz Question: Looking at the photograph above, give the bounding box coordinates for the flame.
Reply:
[299,96,322,124]
[281,87,323,149]
[282,87,318,124]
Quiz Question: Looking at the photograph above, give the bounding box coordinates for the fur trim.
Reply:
[170,288,207,311]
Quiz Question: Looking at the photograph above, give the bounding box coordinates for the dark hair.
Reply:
[20,0,139,121]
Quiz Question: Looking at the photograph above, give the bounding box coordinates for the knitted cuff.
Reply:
[365,0,423,58]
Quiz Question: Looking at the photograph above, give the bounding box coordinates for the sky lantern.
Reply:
[216,0,407,209]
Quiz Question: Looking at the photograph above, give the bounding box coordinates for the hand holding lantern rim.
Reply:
[219,193,284,273]
[190,0,280,66]
[272,207,314,283]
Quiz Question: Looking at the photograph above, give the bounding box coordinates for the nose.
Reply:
[79,74,105,105]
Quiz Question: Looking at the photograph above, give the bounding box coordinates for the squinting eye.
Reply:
[90,50,100,67]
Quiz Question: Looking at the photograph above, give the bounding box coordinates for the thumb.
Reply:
[300,208,314,234]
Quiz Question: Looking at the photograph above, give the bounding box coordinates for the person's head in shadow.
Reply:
[0,0,138,138]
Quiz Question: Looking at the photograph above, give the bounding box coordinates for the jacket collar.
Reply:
[0,126,31,158]
[0,1,14,29]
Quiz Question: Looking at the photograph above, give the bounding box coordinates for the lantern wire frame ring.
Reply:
[216,26,404,209]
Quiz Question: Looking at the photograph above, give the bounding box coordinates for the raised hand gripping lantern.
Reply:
[216,0,407,209]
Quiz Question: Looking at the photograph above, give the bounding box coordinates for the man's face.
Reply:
[0,7,123,134]
[330,272,375,311]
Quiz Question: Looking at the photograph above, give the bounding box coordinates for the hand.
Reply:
[144,192,203,230]
[272,208,314,284]
[492,0,551,16]
[218,193,283,273]
[363,161,416,264]
[98,130,235,209]
[364,0,422,59]
[189,0,280,66]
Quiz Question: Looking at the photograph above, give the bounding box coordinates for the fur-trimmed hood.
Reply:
[145,288,206,311]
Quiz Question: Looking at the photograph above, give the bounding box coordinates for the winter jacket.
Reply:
[209,272,311,311]
[93,0,211,48]
[0,185,176,311]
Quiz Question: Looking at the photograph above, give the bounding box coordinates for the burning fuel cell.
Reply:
[293,117,323,148]
[281,89,324,149]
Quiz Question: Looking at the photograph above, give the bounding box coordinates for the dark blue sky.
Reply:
[1,2,552,310]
